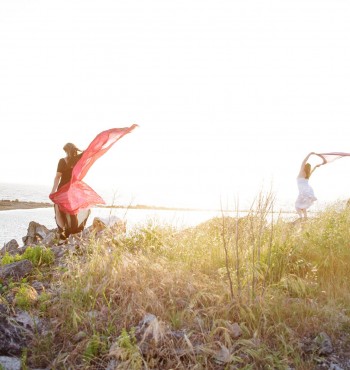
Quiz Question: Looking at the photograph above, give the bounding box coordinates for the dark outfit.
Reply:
[55,154,89,239]
[56,155,82,190]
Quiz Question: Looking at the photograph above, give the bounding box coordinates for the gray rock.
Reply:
[135,313,157,336]
[72,331,87,343]
[0,307,47,358]
[92,216,126,233]
[0,260,33,282]
[87,310,99,319]
[135,313,168,345]
[31,281,46,294]
[329,364,344,370]
[14,245,30,256]
[22,222,51,246]
[135,313,158,344]
[14,311,41,332]
[0,240,19,256]
[0,304,10,316]
[170,330,186,340]
[0,356,21,370]
[315,332,333,355]
[228,322,242,338]
[50,246,65,259]
[0,307,30,356]
[106,359,119,370]
[40,231,57,247]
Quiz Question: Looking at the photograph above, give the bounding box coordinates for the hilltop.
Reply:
[1,197,350,369]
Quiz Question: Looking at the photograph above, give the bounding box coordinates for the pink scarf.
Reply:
[315,152,350,166]
[49,124,138,214]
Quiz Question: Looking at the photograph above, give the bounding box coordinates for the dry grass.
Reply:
[23,197,350,369]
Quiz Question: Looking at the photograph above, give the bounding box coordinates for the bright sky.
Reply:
[1,0,350,210]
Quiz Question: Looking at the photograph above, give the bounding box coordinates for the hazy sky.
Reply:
[1,0,350,210]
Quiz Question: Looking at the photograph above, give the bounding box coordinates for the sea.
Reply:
[0,183,233,247]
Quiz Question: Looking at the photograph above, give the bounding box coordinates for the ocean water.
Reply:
[0,183,225,246]
[0,183,51,203]
[0,182,296,247]
[0,206,225,247]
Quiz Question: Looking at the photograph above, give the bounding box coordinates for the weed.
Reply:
[22,246,54,266]
[0,246,54,267]
[83,333,108,364]
[29,197,350,369]
[14,284,38,309]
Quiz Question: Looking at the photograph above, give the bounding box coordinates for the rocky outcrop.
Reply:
[2,216,350,369]
[22,222,52,246]
[0,305,47,370]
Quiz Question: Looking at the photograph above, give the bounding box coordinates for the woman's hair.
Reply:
[63,143,82,168]
[304,163,311,179]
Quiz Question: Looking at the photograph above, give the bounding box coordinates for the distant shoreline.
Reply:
[0,199,215,212]
[0,199,296,214]
[0,199,53,211]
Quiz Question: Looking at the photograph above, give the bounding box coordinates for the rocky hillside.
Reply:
[1,207,350,369]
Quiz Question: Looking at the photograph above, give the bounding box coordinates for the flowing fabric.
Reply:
[315,152,350,166]
[50,124,138,214]
[295,178,317,210]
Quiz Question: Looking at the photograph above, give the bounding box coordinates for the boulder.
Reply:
[14,311,42,333]
[0,305,29,356]
[40,231,58,247]
[0,239,19,256]
[22,222,51,246]
[92,216,126,234]
[0,260,33,282]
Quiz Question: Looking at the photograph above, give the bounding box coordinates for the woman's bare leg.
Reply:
[296,208,303,218]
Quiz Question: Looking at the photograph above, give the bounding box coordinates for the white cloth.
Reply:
[295,177,317,210]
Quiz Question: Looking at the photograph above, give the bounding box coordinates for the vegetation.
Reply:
[1,245,54,267]
[2,195,350,368]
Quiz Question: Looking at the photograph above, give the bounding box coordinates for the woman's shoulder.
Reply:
[57,157,68,171]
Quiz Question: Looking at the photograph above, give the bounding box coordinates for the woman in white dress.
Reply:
[295,152,321,219]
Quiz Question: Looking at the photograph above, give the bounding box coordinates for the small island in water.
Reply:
[0,199,53,211]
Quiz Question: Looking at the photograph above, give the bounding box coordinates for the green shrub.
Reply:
[0,252,21,265]
[83,333,107,364]
[22,246,54,266]
[1,246,54,267]
[14,284,38,309]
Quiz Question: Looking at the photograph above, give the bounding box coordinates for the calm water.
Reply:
[0,206,228,247]
[0,183,296,247]
[0,183,228,246]
[0,183,51,203]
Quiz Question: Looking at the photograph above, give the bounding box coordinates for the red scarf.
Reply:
[50,124,138,214]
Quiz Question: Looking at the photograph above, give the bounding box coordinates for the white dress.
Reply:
[295,177,317,210]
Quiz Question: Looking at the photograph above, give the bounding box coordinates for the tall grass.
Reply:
[25,197,350,369]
